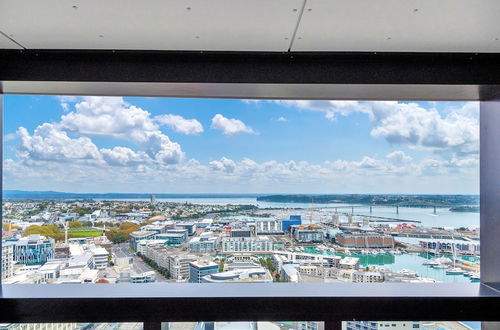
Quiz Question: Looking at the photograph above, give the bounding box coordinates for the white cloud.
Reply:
[155,114,203,135]
[100,147,149,167]
[142,131,184,165]
[16,124,101,163]
[277,116,288,122]
[60,97,157,142]
[268,100,479,156]
[211,114,255,135]
[209,157,237,173]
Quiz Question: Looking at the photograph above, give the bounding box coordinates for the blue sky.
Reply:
[3,96,479,194]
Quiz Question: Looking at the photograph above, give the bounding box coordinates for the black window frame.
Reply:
[1,50,500,329]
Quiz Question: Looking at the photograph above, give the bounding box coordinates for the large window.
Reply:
[2,96,479,285]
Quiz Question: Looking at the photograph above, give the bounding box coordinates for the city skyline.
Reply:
[3,96,479,194]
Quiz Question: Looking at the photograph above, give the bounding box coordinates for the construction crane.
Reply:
[308,197,314,229]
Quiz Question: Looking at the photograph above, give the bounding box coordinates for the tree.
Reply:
[68,221,83,229]
[119,222,140,232]
[105,228,129,244]
[23,225,64,241]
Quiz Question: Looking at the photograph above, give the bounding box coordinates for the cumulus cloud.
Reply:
[16,124,101,163]
[142,131,184,165]
[209,157,237,173]
[268,100,479,156]
[155,114,204,135]
[277,116,288,122]
[211,114,255,135]
[100,147,149,167]
[60,97,157,142]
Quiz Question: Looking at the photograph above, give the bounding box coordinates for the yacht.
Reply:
[423,259,440,267]
[378,249,386,254]
[370,250,378,255]
[398,269,418,277]
[445,243,463,275]
[470,273,480,282]
[344,249,352,256]
[446,267,464,275]
[361,249,369,255]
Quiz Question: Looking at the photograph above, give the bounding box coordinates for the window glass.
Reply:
[2,96,479,285]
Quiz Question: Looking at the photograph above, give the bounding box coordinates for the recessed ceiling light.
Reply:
[72,5,78,9]
[413,8,419,13]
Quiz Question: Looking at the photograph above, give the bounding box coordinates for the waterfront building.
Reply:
[352,271,383,283]
[13,235,54,265]
[129,231,156,251]
[292,228,324,243]
[1,242,15,279]
[220,237,274,253]
[189,236,217,253]
[282,215,302,232]
[201,267,272,283]
[335,232,395,248]
[189,260,218,283]
[420,239,480,255]
[274,251,341,269]
[339,257,360,270]
[255,219,283,235]
[281,264,300,282]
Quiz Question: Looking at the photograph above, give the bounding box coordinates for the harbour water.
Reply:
[109,197,480,228]
[303,246,476,283]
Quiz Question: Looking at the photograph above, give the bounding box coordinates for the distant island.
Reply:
[449,206,480,213]
[256,194,480,208]
[2,190,262,200]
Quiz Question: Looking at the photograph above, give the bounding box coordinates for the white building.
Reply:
[352,271,383,283]
[220,237,273,253]
[339,257,360,270]
[201,267,273,283]
[255,219,282,234]
[91,247,109,270]
[1,242,15,279]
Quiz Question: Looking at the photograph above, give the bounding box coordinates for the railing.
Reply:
[1,283,500,329]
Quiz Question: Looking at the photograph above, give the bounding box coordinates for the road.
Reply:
[114,243,167,282]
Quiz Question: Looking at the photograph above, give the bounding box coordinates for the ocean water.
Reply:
[149,197,479,228]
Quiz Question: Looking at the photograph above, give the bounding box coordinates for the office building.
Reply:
[156,232,186,247]
[189,236,217,253]
[352,271,383,283]
[335,232,395,248]
[230,228,253,238]
[129,231,156,251]
[189,260,218,283]
[13,235,54,265]
[1,242,15,279]
[91,247,109,270]
[220,237,273,253]
[255,219,282,234]
[177,222,197,236]
[282,215,302,232]
[293,228,324,243]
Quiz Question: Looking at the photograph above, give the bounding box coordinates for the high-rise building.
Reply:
[189,260,218,283]
[1,242,15,279]
[13,235,54,265]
